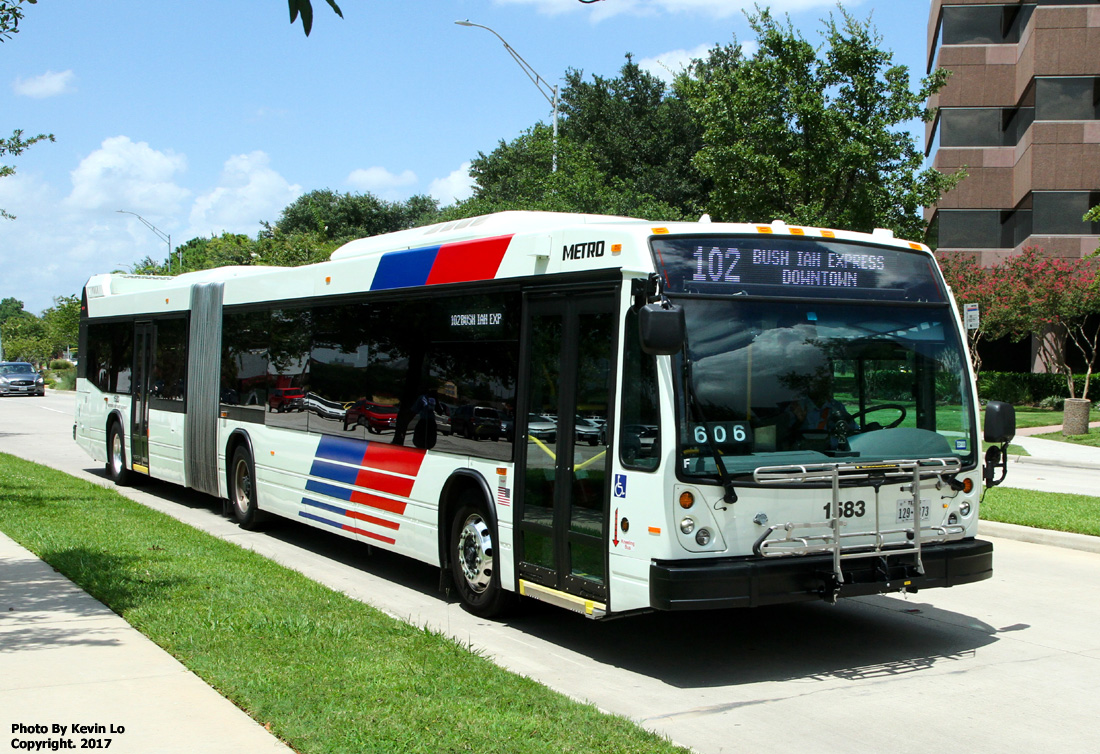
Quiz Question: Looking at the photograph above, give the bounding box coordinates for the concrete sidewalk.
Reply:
[0,531,291,754]
[1010,422,1100,470]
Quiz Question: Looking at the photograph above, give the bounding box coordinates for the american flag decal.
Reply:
[496,467,511,507]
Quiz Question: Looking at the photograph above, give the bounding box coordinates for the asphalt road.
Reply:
[3,391,1099,753]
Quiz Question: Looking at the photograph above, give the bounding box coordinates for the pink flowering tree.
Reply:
[996,247,1100,400]
[937,252,1014,373]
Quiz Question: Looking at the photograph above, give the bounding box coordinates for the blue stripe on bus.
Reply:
[305,478,353,502]
[300,510,344,530]
[308,458,360,485]
[314,434,370,466]
[301,497,348,517]
[370,246,440,290]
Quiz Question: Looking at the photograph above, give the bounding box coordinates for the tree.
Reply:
[461,57,706,221]
[273,189,439,243]
[40,294,79,357]
[288,0,343,37]
[1087,204,1100,254]
[2,1,53,220]
[996,247,1100,400]
[0,309,48,364]
[451,124,689,222]
[559,55,710,216]
[936,253,1014,373]
[0,296,25,325]
[678,7,960,240]
[0,0,33,40]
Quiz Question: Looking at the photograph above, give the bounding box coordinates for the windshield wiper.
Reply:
[682,357,738,505]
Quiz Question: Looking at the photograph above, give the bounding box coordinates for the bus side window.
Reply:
[621,309,660,470]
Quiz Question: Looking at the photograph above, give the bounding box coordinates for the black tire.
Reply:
[228,445,263,530]
[450,497,513,618]
[105,421,133,486]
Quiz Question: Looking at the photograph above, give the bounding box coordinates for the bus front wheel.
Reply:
[450,498,512,618]
[229,446,263,530]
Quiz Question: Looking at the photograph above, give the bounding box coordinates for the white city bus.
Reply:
[74,211,1014,618]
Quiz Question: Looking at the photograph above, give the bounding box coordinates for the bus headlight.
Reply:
[695,528,712,546]
[679,517,695,535]
[960,501,971,517]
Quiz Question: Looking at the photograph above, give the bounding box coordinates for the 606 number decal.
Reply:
[824,500,866,519]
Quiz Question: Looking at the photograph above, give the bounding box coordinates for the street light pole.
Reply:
[455,20,559,173]
[116,210,174,274]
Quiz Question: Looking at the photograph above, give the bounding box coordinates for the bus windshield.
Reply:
[675,297,976,478]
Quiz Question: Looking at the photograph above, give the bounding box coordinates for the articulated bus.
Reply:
[75,211,1015,619]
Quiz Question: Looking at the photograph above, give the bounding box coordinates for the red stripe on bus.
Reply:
[354,467,414,497]
[362,442,425,476]
[347,508,400,530]
[425,235,512,285]
[350,489,408,515]
[343,523,396,545]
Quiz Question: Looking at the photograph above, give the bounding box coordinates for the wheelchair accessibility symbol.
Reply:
[613,473,627,498]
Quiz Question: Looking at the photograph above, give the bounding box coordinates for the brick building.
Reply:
[926,0,1100,264]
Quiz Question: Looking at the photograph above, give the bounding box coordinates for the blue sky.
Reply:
[0,0,932,314]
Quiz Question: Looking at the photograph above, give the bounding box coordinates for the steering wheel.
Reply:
[849,403,907,430]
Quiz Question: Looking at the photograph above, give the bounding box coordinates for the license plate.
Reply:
[896,499,930,524]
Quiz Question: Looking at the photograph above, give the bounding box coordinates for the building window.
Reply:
[1032,192,1100,235]
[936,209,1015,249]
[939,4,1034,46]
[1035,77,1100,121]
[937,107,1035,147]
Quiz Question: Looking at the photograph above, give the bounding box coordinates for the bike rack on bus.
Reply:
[751,458,966,599]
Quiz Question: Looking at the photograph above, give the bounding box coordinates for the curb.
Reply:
[978,519,1100,554]
[1009,454,1100,471]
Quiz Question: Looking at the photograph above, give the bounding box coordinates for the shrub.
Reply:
[977,371,1089,405]
[50,368,76,391]
[49,358,74,370]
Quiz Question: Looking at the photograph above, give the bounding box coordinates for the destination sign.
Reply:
[651,236,944,302]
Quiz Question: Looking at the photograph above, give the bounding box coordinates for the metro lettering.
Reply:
[562,241,605,260]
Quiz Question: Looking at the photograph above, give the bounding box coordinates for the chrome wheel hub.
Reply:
[110,433,124,475]
[233,460,252,514]
[457,514,493,593]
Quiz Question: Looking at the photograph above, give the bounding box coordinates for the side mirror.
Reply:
[983,401,1016,444]
[639,302,685,356]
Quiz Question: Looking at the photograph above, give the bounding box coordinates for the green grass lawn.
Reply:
[1033,429,1100,447]
[0,453,685,754]
[1012,405,1100,429]
[982,486,1100,537]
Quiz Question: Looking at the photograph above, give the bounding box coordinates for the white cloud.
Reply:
[638,43,712,83]
[65,136,189,215]
[428,162,476,206]
[346,166,418,196]
[640,40,761,83]
[12,69,76,98]
[187,151,302,237]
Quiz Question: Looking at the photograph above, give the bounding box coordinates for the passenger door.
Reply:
[516,290,617,602]
[130,321,155,473]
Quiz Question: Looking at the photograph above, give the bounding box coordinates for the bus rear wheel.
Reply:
[106,421,132,486]
[229,446,263,530]
[450,498,513,618]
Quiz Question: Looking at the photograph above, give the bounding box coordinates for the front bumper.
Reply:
[0,384,44,396]
[650,538,993,610]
